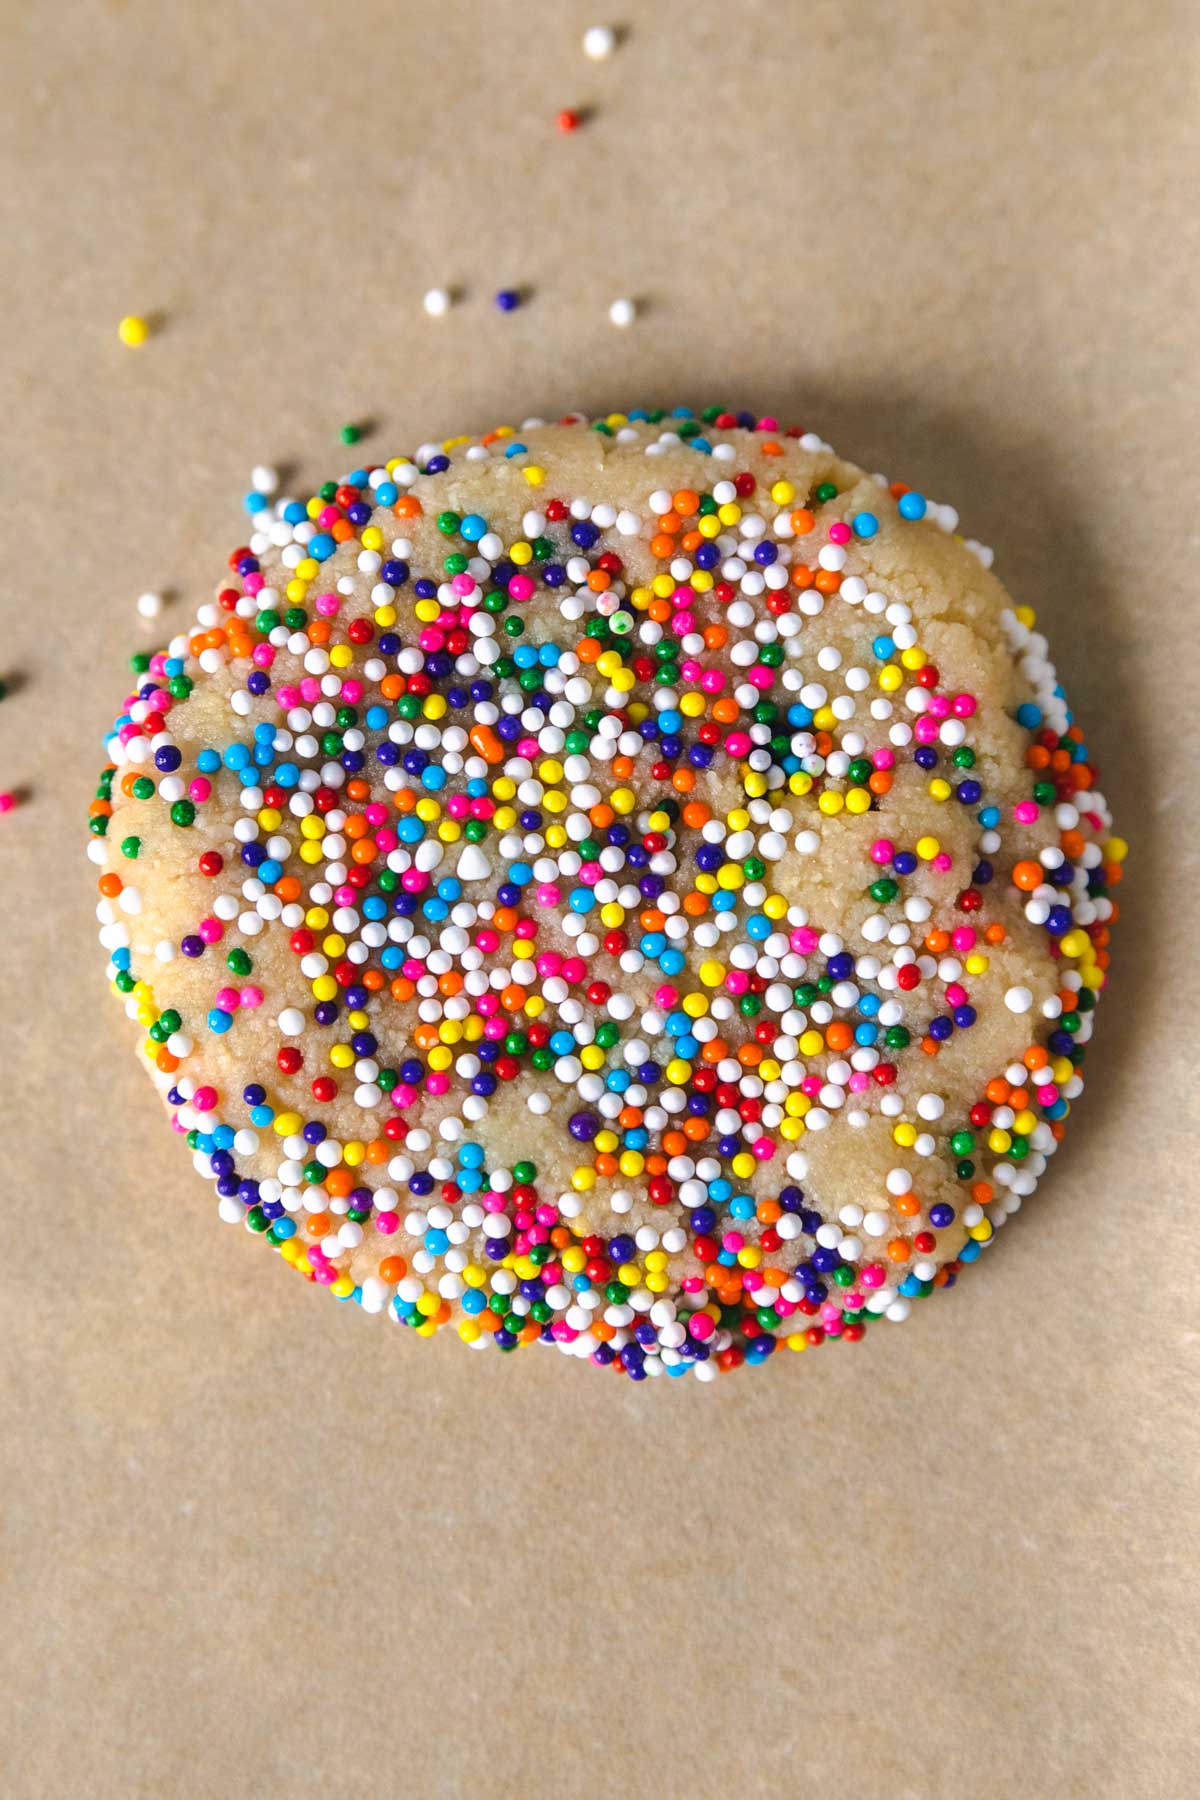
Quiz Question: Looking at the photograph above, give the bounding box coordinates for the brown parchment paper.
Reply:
[2,3,1198,1795]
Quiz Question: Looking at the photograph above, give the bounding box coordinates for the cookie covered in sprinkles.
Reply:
[89,408,1126,1380]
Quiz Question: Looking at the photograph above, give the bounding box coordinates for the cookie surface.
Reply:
[89,407,1124,1379]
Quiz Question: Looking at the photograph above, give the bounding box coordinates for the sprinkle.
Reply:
[340,422,362,445]
[608,297,636,328]
[423,288,451,317]
[117,314,149,347]
[494,289,521,312]
[0,792,15,814]
[557,109,581,132]
[251,465,279,496]
[136,591,163,620]
[583,24,616,59]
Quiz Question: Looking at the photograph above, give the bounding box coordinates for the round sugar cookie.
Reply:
[89,407,1125,1380]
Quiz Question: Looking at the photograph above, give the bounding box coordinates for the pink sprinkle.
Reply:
[952,692,978,717]
[0,792,14,815]
[214,987,239,1010]
[1014,800,1040,824]
[932,852,953,872]
[870,838,894,865]
[188,777,212,803]
[198,917,223,943]
[192,1086,217,1113]
[828,521,851,544]
[315,592,339,617]
[375,1211,399,1235]
[240,986,263,1009]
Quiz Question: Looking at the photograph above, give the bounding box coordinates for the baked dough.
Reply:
[88,407,1125,1380]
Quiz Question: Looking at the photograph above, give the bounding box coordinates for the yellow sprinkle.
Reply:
[522,466,545,486]
[117,314,149,346]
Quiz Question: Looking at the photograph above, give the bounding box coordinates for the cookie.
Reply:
[88,407,1125,1380]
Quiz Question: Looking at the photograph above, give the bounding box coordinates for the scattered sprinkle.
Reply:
[136,591,163,620]
[423,287,451,317]
[583,24,616,59]
[340,423,362,445]
[251,465,279,496]
[608,297,636,328]
[494,289,521,313]
[117,315,149,347]
[556,109,581,132]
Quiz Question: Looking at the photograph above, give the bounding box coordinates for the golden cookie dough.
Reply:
[88,408,1124,1380]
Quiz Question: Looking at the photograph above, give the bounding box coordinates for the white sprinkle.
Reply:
[251,464,279,495]
[136,591,162,619]
[423,287,451,317]
[608,297,636,328]
[583,24,616,59]
[1004,985,1034,1014]
[457,843,492,882]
